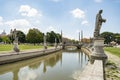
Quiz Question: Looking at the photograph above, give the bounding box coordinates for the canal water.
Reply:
[0,50,88,80]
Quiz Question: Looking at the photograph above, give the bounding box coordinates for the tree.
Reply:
[46,31,61,43]
[8,30,26,43]
[100,32,120,44]
[101,32,114,44]
[1,36,10,43]
[26,28,43,44]
[17,31,26,43]
[0,37,2,42]
[114,33,120,44]
[56,33,61,43]
[46,31,55,43]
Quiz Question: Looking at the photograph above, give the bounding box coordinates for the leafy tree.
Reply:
[46,31,61,43]
[100,32,120,44]
[26,28,43,44]
[1,36,11,43]
[114,33,120,44]
[46,31,55,43]
[17,31,26,43]
[8,34,14,43]
[0,37,2,42]
[8,30,26,43]
[101,32,114,44]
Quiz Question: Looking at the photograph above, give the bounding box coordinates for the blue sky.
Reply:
[0,0,120,40]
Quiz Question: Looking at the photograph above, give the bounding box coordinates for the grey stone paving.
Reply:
[79,60,104,80]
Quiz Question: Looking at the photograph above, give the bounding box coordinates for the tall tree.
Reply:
[100,32,120,44]
[46,31,61,43]
[0,37,2,42]
[8,30,26,43]
[101,32,114,44]
[26,28,43,44]
[17,31,26,43]
[114,33,120,44]
[1,36,10,43]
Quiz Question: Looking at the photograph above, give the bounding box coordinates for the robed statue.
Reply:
[94,10,106,38]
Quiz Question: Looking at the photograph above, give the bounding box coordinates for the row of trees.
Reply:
[1,30,120,45]
[100,32,120,44]
[0,28,61,44]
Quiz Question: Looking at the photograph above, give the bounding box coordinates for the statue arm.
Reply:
[99,15,106,23]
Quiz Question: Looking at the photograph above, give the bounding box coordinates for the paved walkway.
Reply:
[79,60,104,80]
[0,47,56,56]
[0,47,61,65]
[73,60,104,80]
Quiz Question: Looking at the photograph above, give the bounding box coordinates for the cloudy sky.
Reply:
[0,0,120,40]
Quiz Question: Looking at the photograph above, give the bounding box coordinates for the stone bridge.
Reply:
[61,43,83,49]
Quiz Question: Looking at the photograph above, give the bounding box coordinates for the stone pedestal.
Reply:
[44,34,47,49]
[54,38,57,49]
[44,43,47,49]
[54,43,57,49]
[90,38,107,63]
[13,42,20,53]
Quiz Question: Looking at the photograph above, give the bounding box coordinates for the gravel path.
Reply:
[105,51,120,80]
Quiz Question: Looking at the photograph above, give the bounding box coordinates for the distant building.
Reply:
[81,38,92,43]
[0,30,6,37]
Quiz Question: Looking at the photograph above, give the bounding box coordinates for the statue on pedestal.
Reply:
[44,34,47,49]
[94,10,106,38]
[90,10,107,64]
[54,38,57,49]
[13,29,20,52]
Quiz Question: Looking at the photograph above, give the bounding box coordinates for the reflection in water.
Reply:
[0,50,88,80]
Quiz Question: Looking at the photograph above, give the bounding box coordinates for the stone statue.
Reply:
[44,34,47,49]
[13,29,20,52]
[94,10,106,38]
[90,10,107,64]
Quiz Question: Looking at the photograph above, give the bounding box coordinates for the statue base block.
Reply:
[13,42,20,52]
[90,38,107,63]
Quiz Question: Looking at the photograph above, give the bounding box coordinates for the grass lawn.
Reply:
[0,44,51,53]
[104,47,120,57]
[0,44,13,52]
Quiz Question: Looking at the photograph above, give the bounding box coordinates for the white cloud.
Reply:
[19,67,38,80]
[19,5,31,12]
[70,8,85,19]
[94,0,103,3]
[19,5,42,17]
[70,8,89,26]
[0,16,3,22]
[5,19,31,33]
[72,70,81,80]
[46,26,57,32]
[0,16,3,25]
[81,20,88,26]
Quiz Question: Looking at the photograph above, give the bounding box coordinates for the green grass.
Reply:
[0,44,13,51]
[19,44,44,50]
[0,44,51,53]
[104,47,120,57]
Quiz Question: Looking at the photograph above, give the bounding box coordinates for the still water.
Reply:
[0,50,88,80]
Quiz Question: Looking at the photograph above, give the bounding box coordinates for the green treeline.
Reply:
[100,32,120,44]
[0,28,61,44]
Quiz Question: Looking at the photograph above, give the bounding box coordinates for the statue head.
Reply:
[99,9,103,14]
